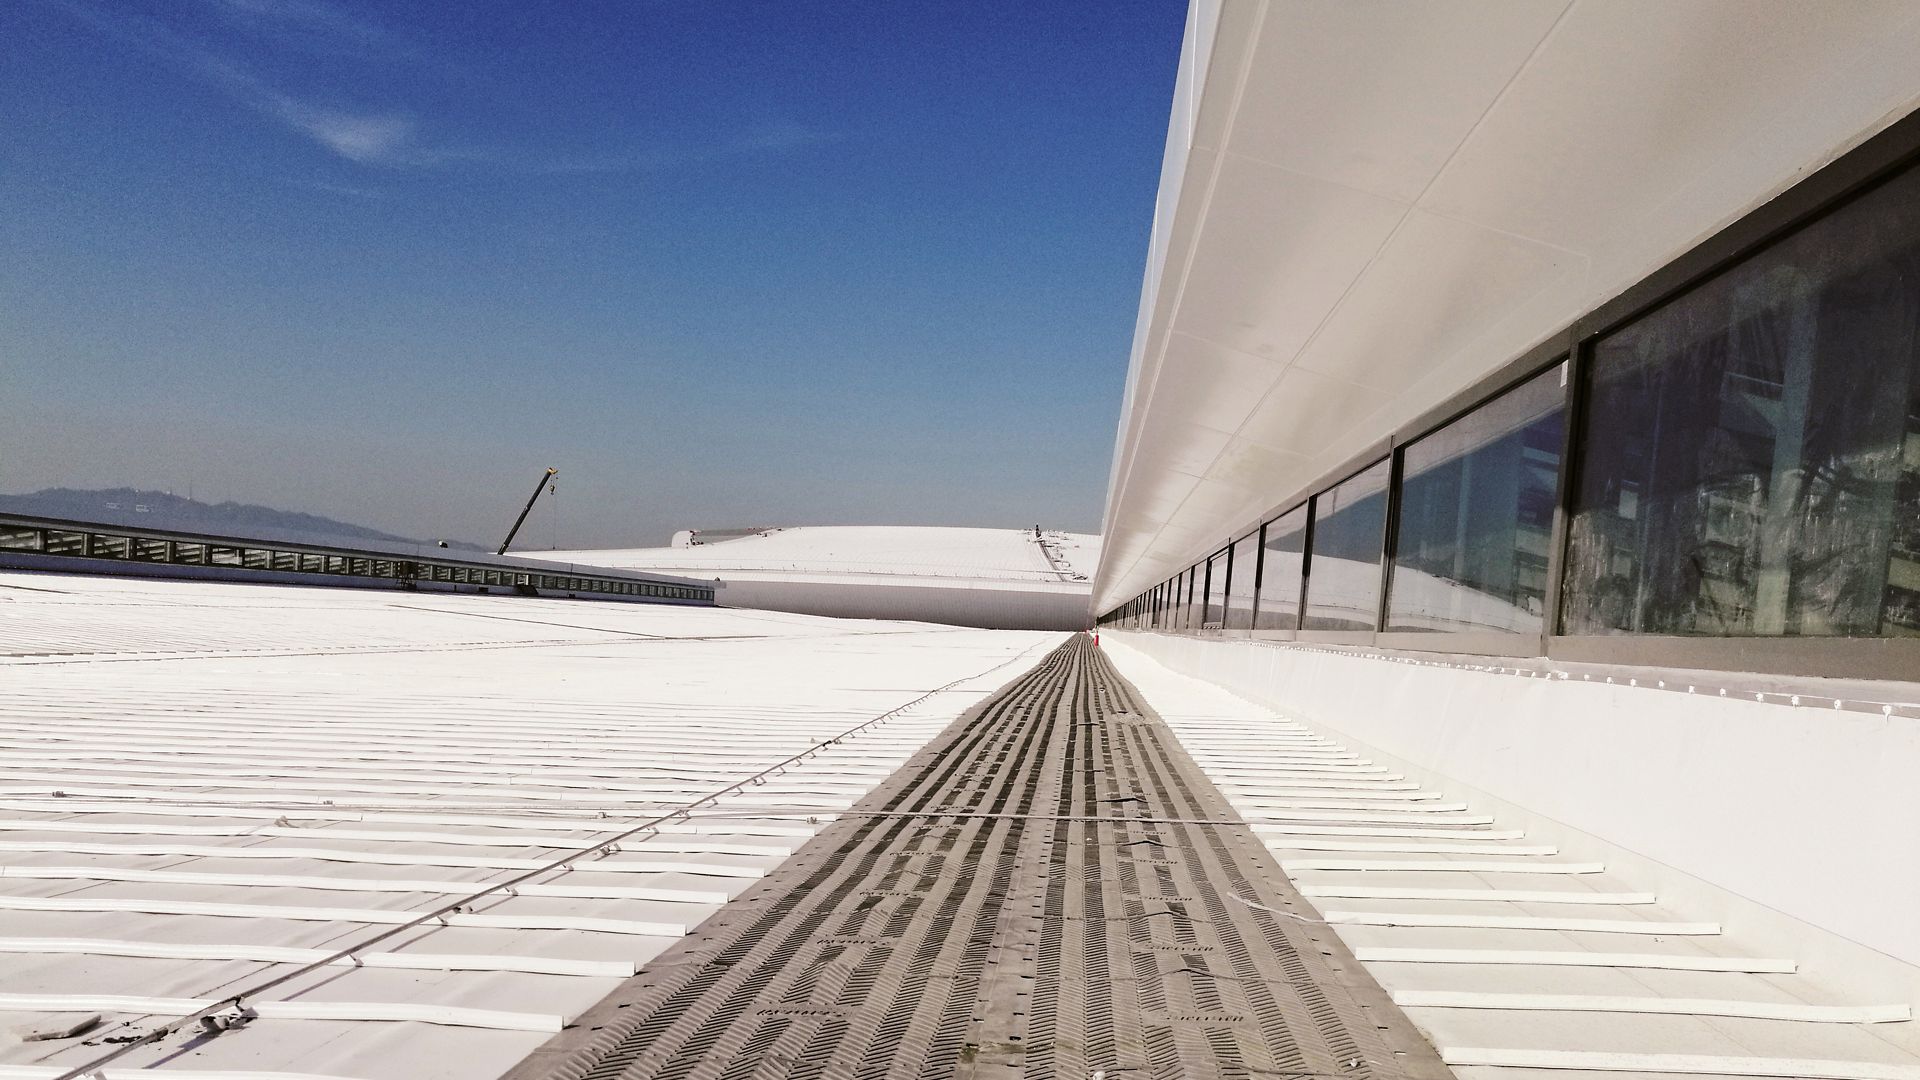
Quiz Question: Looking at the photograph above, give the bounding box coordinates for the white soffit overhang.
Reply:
[1094,0,1920,613]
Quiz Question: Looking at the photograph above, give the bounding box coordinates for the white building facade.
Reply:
[1096,0,1920,1013]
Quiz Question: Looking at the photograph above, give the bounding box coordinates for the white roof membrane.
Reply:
[0,571,1059,1079]
[1102,640,1920,1080]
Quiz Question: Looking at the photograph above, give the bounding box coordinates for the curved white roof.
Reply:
[549,525,1099,589]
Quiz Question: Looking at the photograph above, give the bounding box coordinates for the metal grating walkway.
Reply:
[507,635,1452,1080]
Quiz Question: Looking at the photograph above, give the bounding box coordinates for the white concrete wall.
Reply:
[1108,631,1920,999]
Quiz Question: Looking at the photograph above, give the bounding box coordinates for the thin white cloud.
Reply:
[202,0,392,57]
[49,1,840,175]
[47,1,432,167]
[268,99,415,165]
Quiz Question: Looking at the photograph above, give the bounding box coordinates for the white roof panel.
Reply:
[0,571,1059,1079]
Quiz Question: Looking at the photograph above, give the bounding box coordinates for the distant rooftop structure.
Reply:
[551,525,1100,631]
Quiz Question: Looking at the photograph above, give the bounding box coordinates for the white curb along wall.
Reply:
[1104,633,1920,1002]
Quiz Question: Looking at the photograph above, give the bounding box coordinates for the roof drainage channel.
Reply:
[508,633,1451,1080]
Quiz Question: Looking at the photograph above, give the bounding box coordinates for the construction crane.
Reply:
[497,467,558,555]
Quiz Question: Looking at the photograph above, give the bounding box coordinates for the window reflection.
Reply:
[1225,532,1258,630]
[1388,367,1565,633]
[1256,506,1306,630]
[1203,550,1228,628]
[1564,162,1920,637]
[1302,460,1389,631]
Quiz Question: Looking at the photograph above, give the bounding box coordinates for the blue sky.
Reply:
[0,0,1185,547]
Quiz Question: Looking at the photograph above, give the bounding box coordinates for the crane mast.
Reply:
[496,467,558,555]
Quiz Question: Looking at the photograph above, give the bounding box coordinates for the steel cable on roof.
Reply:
[41,634,1055,1080]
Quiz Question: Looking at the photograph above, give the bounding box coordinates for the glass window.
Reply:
[1203,550,1229,628]
[88,534,132,559]
[209,546,243,566]
[1182,566,1198,630]
[1225,532,1258,630]
[243,549,271,569]
[132,537,169,561]
[1302,460,1390,631]
[0,527,43,551]
[1564,162,1920,637]
[45,530,86,556]
[1256,507,1307,630]
[1388,366,1566,633]
[173,542,207,564]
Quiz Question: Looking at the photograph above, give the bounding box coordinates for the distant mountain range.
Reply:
[0,488,487,553]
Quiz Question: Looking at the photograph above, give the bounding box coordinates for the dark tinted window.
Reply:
[1256,506,1307,630]
[1302,460,1389,631]
[1225,532,1258,630]
[1203,550,1229,627]
[1563,162,1920,637]
[1389,366,1565,633]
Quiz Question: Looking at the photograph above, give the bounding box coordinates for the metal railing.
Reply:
[0,513,714,605]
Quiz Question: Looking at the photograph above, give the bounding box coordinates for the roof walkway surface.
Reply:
[509,634,1448,1080]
